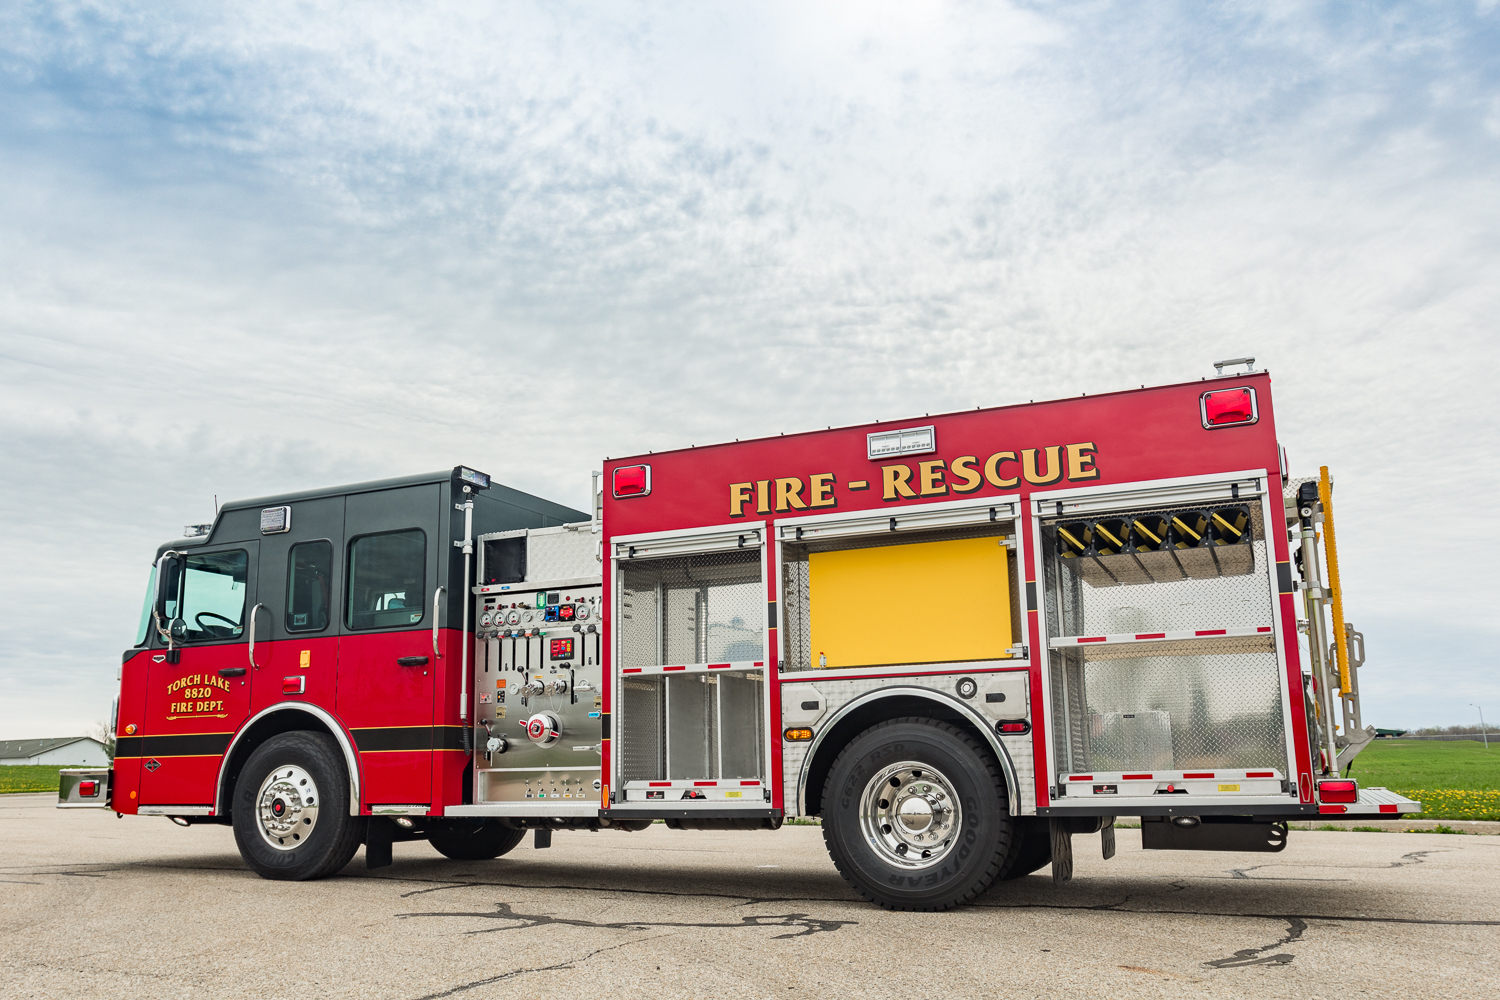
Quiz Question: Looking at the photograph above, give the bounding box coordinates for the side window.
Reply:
[346,530,426,630]
[286,540,333,632]
[171,550,249,642]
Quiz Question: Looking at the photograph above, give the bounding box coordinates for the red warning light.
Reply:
[1318,779,1358,804]
[1201,387,1258,429]
[612,464,651,498]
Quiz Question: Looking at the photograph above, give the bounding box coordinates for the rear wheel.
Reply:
[232,731,362,881]
[821,717,1012,911]
[427,819,526,860]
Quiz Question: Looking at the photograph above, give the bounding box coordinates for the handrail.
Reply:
[1318,468,1350,694]
[247,603,265,670]
[432,586,446,658]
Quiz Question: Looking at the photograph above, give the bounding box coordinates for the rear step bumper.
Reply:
[1317,786,1421,817]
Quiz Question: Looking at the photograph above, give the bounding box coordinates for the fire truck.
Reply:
[59,362,1418,910]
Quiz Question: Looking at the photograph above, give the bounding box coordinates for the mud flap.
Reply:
[534,827,552,849]
[1101,818,1116,861]
[365,817,393,870]
[1049,820,1073,884]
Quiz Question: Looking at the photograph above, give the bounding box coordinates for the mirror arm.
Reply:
[153,550,184,652]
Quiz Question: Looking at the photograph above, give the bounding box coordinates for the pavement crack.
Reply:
[1204,917,1306,968]
[409,936,652,999]
[397,900,857,939]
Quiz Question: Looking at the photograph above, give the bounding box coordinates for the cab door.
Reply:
[139,544,258,808]
[337,485,441,807]
[251,496,344,719]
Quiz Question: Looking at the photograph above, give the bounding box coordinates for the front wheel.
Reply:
[427,819,526,860]
[821,717,1012,911]
[232,731,362,881]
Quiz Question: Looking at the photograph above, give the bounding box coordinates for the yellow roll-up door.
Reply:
[808,536,1012,669]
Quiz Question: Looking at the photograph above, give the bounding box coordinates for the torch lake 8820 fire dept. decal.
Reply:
[164,672,232,719]
[727,441,1100,516]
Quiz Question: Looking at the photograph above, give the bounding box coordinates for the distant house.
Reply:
[0,737,110,767]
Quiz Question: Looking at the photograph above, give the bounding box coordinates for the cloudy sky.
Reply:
[2,1,1497,738]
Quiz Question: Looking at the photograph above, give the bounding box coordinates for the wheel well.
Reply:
[801,695,1005,817]
[218,710,347,821]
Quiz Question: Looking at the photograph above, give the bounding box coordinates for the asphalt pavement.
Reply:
[2,793,1496,999]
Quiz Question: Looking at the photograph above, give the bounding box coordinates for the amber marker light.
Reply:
[784,728,813,742]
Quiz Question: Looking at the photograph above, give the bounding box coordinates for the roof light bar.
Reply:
[456,466,491,490]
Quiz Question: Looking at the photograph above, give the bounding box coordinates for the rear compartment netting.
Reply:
[1048,636,1287,775]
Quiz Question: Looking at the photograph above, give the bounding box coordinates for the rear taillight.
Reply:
[612,464,651,498]
[997,721,1031,735]
[1200,386,1258,428]
[1318,779,1357,804]
[283,676,305,695]
[78,780,99,797]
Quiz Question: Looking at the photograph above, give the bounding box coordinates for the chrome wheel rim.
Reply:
[858,760,962,869]
[256,764,319,851]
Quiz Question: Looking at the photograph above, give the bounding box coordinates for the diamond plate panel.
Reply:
[778,672,1039,816]
[526,527,600,582]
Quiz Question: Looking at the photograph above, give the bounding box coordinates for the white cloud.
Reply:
[1,1,1498,735]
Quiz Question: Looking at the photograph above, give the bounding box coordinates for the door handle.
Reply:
[432,586,446,659]
[247,603,265,670]
[397,655,430,667]
[218,667,247,678]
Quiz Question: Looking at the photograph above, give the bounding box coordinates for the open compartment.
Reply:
[1041,499,1289,781]
[615,547,767,801]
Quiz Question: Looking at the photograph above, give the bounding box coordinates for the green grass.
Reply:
[1351,739,1499,790]
[0,765,70,794]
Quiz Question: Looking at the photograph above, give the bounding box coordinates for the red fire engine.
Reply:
[59,361,1417,910]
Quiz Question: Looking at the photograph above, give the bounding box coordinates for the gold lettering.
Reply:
[729,482,754,518]
[775,477,807,512]
[1065,441,1100,481]
[1022,446,1063,485]
[918,460,947,496]
[882,464,916,500]
[755,480,771,515]
[809,473,836,507]
[949,456,983,494]
[984,451,1019,488]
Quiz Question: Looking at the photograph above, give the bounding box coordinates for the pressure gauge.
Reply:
[522,611,534,623]
[576,604,590,621]
[506,609,520,626]
[479,611,492,627]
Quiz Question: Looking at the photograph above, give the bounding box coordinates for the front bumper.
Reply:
[57,768,112,808]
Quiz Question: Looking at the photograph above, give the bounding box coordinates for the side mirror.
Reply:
[153,553,183,627]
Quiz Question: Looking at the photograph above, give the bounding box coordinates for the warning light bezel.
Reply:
[612,464,652,498]
[1200,386,1259,429]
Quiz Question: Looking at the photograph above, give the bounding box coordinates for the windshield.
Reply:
[135,564,157,646]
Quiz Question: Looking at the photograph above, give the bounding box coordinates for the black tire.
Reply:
[427,819,526,860]
[997,817,1052,880]
[232,731,362,881]
[821,717,1012,911]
